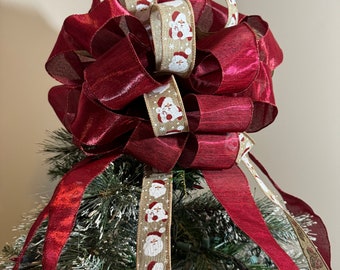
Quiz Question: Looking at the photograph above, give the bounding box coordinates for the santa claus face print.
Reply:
[149,181,167,198]
[156,96,183,123]
[168,54,189,73]
[169,11,193,41]
[143,233,164,257]
[145,202,168,223]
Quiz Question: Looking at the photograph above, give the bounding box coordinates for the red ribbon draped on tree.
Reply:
[14,0,331,269]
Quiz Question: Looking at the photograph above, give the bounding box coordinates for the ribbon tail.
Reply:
[14,153,120,270]
[42,153,120,270]
[249,153,332,269]
[13,204,49,270]
[202,167,299,270]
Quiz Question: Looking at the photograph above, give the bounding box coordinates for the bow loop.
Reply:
[84,34,160,111]
[178,132,239,169]
[238,62,278,132]
[46,0,146,85]
[124,122,188,172]
[184,94,253,133]
[48,85,81,132]
[187,22,259,94]
[243,15,283,70]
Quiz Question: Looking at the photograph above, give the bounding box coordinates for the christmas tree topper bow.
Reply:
[13,0,331,269]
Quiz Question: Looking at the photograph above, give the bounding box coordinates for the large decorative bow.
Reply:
[14,0,331,269]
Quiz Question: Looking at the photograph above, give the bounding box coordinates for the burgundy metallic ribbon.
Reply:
[249,153,332,268]
[14,0,331,269]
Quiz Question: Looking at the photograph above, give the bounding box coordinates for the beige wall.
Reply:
[1,0,339,268]
[0,4,60,246]
[237,2,340,269]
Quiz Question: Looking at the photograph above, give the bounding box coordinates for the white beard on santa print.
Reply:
[149,182,167,198]
[156,96,183,123]
[145,202,168,223]
[168,54,189,73]
[143,233,164,257]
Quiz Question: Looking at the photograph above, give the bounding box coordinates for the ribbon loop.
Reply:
[238,63,278,132]
[84,34,160,110]
[188,22,259,94]
[243,15,283,70]
[184,94,253,133]
[178,132,239,169]
[124,122,188,172]
[150,0,196,78]
[144,76,189,136]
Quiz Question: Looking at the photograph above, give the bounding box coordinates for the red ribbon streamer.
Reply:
[202,167,299,269]
[14,153,120,270]
[14,0,331,269]
[249,153,332,268]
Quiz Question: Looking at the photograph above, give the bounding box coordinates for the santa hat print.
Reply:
[152,179,165,186]
[148,201,159,210]
[157,96,166,108]
[147,261,156,270]
[147,227,166,238]
[174,48,192,59]
[147,261,164,270]
[174,51,187,59]
[171,11,181,22]
[136,0,152,7]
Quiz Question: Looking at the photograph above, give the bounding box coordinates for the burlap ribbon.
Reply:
[135,0,193,267]
[137,169,173,270]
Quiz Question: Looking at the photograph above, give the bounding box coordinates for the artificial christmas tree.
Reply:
[0,0,331,269]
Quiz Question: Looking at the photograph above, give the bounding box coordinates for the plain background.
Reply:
[1,0,339,268]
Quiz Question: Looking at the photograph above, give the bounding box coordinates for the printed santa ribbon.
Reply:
[122,0,193,137]
[144,76,189,136]
[150,0,196,78]
[145,0,195,136]
[237,133,330,270]
[225,0,238,27]
[136,168,173,270]
[120,0,155,23]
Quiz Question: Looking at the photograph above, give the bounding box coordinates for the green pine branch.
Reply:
[1,129,312,269]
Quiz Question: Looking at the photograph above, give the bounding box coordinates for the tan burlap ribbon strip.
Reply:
[150,0,196,77]
[144,76,189,137]
[136,168,173,270]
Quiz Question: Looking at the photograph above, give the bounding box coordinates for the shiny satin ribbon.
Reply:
[237,133,329,270]
[13,0,331,269]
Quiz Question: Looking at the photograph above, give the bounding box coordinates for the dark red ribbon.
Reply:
[249,153,331,268]
[14,0,331,269]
